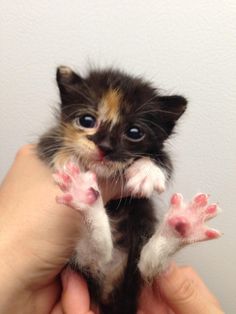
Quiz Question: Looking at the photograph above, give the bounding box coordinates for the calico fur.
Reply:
[37,66,187,314]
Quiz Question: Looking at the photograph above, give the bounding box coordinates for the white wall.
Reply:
[0,1,235,312]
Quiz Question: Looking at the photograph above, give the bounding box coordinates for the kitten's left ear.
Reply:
[158,95,187,134]
[56,66,83,105]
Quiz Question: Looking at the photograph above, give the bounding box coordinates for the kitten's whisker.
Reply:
[61,108,85,121]
[114,167,124,209]
[139,118,169,137]
[134,95,158,113]
[137,108,179,116]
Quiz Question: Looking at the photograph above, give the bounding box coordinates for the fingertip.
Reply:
[157,262,193,298]
[153,262,177,290]
[14,144,36,161]
[156,263,215,314]
[153,262,177,299]
[161,261,177,278]
[61,268,91,314]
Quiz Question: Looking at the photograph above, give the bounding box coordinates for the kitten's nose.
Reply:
[87,134,113,156]
[98,140,113,156]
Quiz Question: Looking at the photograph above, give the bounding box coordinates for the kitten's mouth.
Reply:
[96,149,106,162]
[77,149,132,178]
[92,148,116,163]
[85,149,114,166]
[93,152,126,164]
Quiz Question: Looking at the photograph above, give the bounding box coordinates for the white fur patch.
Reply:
[74,198,113,272]
[125,157,166,198]
[101,248,128,301]
[138,234,179,280]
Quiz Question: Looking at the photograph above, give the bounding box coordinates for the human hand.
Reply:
[55,263,224,314]
[0,145,224,314]
[0,145,89,313]
[138,262,224,314]
[52,268,96,314]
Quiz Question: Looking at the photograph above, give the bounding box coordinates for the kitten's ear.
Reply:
[158,95,187,134]
[56,66,83,104]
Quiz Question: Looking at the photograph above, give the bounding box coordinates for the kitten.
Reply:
[37,66,220,313]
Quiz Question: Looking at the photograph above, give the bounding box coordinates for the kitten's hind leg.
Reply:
[54,161,113,267]
[138,193,222,281]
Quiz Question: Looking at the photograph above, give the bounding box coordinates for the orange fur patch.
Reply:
[52,123,97,167]
[99,89,122,125]
[65,124,97,150]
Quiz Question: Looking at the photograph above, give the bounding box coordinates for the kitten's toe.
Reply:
[53,170,72,191]
[54,162,101,211]
[164,193,222,243]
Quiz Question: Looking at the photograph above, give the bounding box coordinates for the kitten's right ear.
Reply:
[56,66,83,104]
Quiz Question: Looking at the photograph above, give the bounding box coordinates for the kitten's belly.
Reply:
[100,248,128,301]
[73,238,128,302]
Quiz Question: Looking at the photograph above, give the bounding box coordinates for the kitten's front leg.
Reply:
[125,157,166,198]
[53,162,113,267]
[138,193,222,281]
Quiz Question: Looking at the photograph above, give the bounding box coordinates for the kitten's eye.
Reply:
[76,114,97,128]
[125,127,145,141]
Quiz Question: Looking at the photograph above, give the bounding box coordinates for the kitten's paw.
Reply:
[53,162,100,211]
[139,193,222,280]
[125,158,166,198]
[163,193,222,243]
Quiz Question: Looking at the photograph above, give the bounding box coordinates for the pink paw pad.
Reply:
[66,161,80,176]
[56,193,73,205]
[53,161,100,211]
[168,216,190,237]
[53,171,72,191]
[164,193,222,243]
[170,193,184,206]
[85,187,100,205]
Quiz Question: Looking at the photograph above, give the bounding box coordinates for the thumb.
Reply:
[156,263,223,314]
[60,268,94,314]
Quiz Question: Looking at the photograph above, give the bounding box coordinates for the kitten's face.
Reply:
[55,66,187,177]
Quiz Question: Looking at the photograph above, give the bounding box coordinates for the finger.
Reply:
[51,303,95,314]
[61,268,94,314]
[138,283,170,314]
[156,263,224,314]
[182,266,222,308]
[51,302,63,314]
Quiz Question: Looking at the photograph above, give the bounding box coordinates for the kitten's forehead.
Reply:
[99,89,122,126]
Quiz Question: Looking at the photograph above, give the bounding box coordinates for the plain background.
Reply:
[0,1,235,313]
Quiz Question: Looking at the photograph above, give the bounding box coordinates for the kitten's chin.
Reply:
[81,158,127,179]
[92,162,125,178]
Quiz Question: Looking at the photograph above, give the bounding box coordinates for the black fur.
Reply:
[104,198,157,314]
[37,66,187,314]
